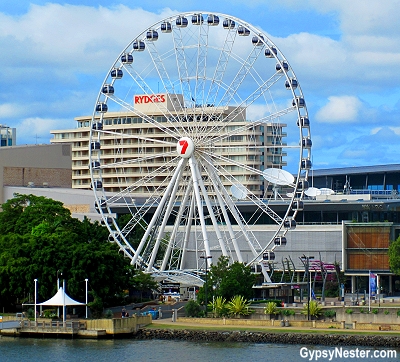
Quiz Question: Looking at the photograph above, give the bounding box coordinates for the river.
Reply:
[0,336,399,362]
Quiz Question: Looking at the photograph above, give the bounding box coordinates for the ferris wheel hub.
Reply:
[177,137,195,158]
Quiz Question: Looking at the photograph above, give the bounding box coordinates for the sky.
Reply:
[1,0,400,170]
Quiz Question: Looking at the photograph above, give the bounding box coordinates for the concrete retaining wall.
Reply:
[85,315,151,335]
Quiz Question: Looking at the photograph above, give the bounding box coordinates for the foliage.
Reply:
[302,300,322,318]
[372,308,379,314]
[397,310,400,317]
[209,295,228,318]
[389,236,400,275]
[323,310,336,319]
[226,295,251,317]
[87,295,104,319]
[282,309,295,316]
[129,270,159,301]
[0,194,136,312]
[384,310,390,315]
[185,300,203,317]
[252,299,282,306]
[104,309,114,319]
[345,309,354,314]
[197,256,256,305]
[42,309,57,319]
[264,301,280,315]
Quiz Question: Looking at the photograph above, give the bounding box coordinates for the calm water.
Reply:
[0,337,399,362]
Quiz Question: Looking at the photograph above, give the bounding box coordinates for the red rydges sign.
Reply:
[134,94,166,104]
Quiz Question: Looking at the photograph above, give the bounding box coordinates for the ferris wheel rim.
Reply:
[88,10,311,279]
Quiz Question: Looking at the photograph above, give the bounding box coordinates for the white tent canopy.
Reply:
[38,287,85,306]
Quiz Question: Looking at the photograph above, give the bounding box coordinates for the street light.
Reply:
[301,255,314,321]
[34,279,38,323]
[200,254,212,316]
[57,270,63,289]
[85,279,89,319]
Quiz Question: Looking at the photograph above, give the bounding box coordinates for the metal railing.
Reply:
[22,319,86,331]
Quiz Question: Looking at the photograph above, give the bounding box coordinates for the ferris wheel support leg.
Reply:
[131,158,185,266]
[194,160,228,257]
[180,194,195,270]
[160,181,193,271]
[204,161,243,263]
[146,164,185,272]
[189,156,212,265]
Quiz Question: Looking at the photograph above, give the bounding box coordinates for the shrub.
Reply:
[264,301,280,316]
[345,309,353,314]
[397,310,400,317]
[185,300,202,317]
[282,309,295,316]
[384,310,390,315]
[324,310,336,319]
[227,295,251,317]
[372,309,379,314]
[104,309,113,319]
[302,300,322,319]
[209,296,228,318]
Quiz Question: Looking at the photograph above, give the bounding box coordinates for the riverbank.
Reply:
[135,328,400,347]
[134,318,400,347]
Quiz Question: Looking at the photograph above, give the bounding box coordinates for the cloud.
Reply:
[16,117,69,144]
[315,96,362,123]
[0,103,27,119]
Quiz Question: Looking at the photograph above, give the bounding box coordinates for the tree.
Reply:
[389,237,400,275]
[0,194,135,312]
[129,270,159,301]
[197,255,256,304]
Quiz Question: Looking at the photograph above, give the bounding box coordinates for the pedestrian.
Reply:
[121,307,126,318]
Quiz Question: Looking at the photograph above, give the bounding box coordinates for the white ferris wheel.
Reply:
[89,11,312,286]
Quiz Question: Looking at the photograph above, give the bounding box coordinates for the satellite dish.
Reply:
[319,188,335,195]
[262,168,294,186]
[305,187,321,197]
[230,183,248,200]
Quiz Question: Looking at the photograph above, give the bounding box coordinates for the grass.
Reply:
[146,321,398,336]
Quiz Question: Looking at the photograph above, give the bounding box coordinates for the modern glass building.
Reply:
[0,124,16,147]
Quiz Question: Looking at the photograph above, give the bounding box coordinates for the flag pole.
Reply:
[368,270,371,312]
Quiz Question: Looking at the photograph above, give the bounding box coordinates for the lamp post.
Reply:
[85,278,89,319]
[200,254,212,316]
[34,279,38,323]
[57,270,63,289]
[301,255,314,321]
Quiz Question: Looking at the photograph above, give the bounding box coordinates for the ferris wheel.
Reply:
[89,11,311,285]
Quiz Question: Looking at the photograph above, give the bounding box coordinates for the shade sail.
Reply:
[38,287,85,306]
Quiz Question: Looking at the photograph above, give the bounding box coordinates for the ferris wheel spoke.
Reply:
[199,71,284,141]
[201,105,296,147]
[201,156,261,256]
[202,157,244,262]
[199,153,284,225]
[205,27,237,107]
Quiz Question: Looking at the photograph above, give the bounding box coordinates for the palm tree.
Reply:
[302,300,322,319]
[226,295,251,318]
[264,301,280,320]
[208,295,227,318]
